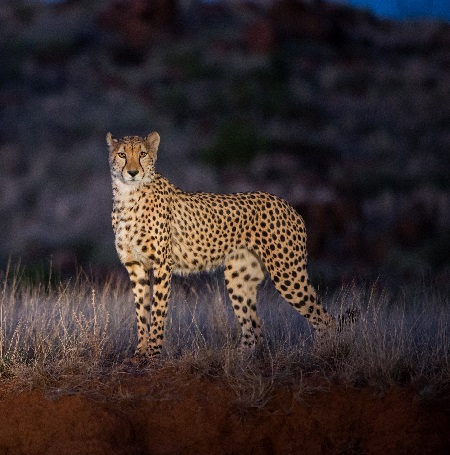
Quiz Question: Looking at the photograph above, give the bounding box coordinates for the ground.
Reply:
[0,368,448,455]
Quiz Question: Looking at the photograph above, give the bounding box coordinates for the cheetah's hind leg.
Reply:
[224,249,265,352]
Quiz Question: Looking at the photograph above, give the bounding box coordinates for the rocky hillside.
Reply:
[0,0,448,287]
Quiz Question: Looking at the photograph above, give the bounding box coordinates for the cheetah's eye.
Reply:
[139,151,148,158]
[117,152,126,159]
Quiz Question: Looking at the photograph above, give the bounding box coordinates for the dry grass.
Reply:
[0,264,449,406]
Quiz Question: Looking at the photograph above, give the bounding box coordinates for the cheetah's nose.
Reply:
[128,170,139,177]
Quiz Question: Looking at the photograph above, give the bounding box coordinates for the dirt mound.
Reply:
[0,369,449,455]
[0,390,136,455]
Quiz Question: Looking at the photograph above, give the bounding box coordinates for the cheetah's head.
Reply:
[106,132,160,186]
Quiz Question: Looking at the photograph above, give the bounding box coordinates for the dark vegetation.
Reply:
[0,0,448,290]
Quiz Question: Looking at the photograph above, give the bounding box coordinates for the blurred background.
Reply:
[0,0,449,290]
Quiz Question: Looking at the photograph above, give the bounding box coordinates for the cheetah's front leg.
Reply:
[124,261,151,361]
[147,263,172,357]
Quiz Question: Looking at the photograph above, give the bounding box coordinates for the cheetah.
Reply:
[107,131,338,361]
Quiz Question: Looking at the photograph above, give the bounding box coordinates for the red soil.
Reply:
[0,368,448,455]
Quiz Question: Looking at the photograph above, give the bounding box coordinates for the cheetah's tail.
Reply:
[337,308,359,332]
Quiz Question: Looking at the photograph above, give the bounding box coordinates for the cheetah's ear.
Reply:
[146,132,160,153]
[106,132,118,150]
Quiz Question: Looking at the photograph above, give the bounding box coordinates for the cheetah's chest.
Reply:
[113,198,159,267]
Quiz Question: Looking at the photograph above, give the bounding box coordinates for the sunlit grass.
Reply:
[0,264,449,405]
